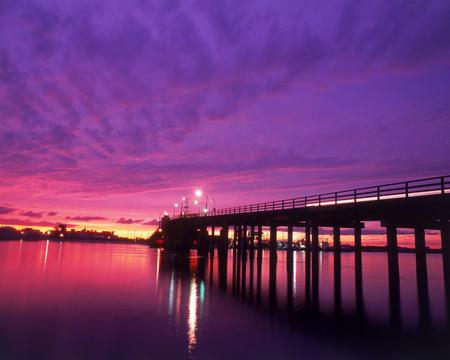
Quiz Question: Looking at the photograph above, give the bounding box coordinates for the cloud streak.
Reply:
[0,0,448,231]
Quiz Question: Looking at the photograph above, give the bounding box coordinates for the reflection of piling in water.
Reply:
[217,224,229,292]
[196,255,207,282]
[269,250,277,308]
[241,250,248,300]
[386,225,401,328]
[415,227,431,328]
[257,248,262,303]
[311,251,320,312]
[287,250,294,310]
[236,227,242,296]
[209,249,214,287]
[305,251,311,308]
[232,226,237,293]
[269,224,277,307]
[354,226,365,320]
[333,227,342,317]
[249,249,255,301]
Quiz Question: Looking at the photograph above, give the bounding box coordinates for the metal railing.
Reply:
[180,175,450,218]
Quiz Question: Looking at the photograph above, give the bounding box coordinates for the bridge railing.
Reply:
[182,175,450,218]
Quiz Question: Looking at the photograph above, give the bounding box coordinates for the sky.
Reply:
[0,0,449,237]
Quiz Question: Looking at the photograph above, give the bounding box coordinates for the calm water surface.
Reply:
[0,240,449,359]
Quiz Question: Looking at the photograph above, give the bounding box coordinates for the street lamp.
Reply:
[173,203,179,217]
[210,197,216,214]
[194,188,216,215]
[181,197,190,217]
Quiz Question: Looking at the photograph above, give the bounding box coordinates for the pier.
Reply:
[161,175,450,317]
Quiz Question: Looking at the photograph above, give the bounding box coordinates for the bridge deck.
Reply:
[170,175,450,227]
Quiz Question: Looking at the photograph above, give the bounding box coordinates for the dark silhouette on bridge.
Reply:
[160,174,450,314]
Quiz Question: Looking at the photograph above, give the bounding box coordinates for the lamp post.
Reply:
[181,196,190,217]
[210,197,216,214]
[195,189,215,216]
[173,203,179,217]
[193,199,199,215]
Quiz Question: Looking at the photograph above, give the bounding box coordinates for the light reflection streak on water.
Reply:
[187,277,198,355]
[200,281,205,305]
[43,240,49,271]
[293,251,297,297]
[168,272,175,318]
[156,249,161,285]
[57,242,63,268]
[175,278,182,334]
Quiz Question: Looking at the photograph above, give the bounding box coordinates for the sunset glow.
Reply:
[0,1,449,240]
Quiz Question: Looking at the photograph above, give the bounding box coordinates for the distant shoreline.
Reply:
[0,238,150,246]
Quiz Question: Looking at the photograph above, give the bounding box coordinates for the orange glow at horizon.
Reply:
[0,223,158,239]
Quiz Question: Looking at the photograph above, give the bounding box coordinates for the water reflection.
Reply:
[188,277,198,354]
[156,246,450,358]
[1,241,450,359]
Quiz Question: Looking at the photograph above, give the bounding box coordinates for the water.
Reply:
[0,240,449,359]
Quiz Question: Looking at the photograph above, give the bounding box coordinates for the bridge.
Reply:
[160,174,450,315]
[161,174,450,256]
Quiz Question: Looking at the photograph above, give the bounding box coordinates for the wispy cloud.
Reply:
[0,206,15,215]
[21,210,44,218]
[116,218,143,225]
[66,216,108,222]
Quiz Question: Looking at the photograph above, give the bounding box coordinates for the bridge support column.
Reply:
[311,224,319,252]
[333,227,341,252]
[218,226,229,257]
[305,225,311,251]
[218,228,228,290]
[250,226,255,251]
[237,225,243,250]
[257,225,263,251]
[270,224,277,259]
[242,225,248,251]
[441,219,450,315]
[333,227,342,316]
[269,236,277,307]
[386,225,401,327]
[236,225,242,295]
[210,226,216,254]
[354,225,364,318]
[233,226,237,250]
[415,226,430,327]
[197,227,210,256]
[354,226,362,252]
[287,225,293,251]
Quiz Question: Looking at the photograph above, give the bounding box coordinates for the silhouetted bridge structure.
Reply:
[162,175,449,255]
[161,175,450,314]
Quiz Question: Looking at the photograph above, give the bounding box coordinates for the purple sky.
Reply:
[0,0,449,234]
